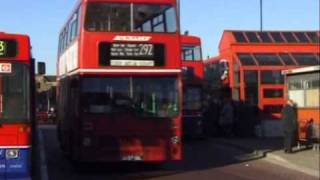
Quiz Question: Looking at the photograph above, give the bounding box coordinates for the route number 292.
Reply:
[0,41,6,56]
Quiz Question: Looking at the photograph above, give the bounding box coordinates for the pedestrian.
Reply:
[282,99,298,153]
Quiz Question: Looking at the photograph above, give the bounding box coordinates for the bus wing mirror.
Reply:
[38,62,46,75]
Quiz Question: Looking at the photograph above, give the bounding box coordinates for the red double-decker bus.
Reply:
[56,0,182,162]
[181,35,205,138]
[0,32,34,179]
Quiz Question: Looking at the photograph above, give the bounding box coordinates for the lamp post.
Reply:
[177,0,181,27]
[260,0,263,31]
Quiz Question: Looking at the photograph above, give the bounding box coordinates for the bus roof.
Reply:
[181,35,201,46]
[0,32,31,61]
[0,32,29,39]
[282,65,320,75]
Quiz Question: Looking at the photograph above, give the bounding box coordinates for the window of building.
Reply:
[311,79,320,88]
[263,89,283,98]
[263,105,283,114]
[279,53,296,65]
[261,71,284,84]
[288,74,320,108]
[233,32,247,42]
[244,71,258,85]
[244,71,258,105]
[306,32,319,43]
[289,90,304,107]
[288,80,303,90]
[238,54,257,66]
[254,54,283,66]
[270,32,285,43]
[292,54,319,66]
[258,32,272,42]
[306,89,319,107]
[245,87,258,105]
[246,32,260,43]
[294,32,310,43]
[282,32,298,43]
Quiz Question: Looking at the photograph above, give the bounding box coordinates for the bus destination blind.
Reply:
[99,42,165,67]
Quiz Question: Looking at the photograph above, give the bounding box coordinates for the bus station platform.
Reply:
[213,138,320,178]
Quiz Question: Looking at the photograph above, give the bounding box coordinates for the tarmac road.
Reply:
[39,125,317,180]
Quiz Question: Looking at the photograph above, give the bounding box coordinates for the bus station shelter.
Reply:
[205,30,320,137]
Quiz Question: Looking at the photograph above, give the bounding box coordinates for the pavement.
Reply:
[213,137,320,178]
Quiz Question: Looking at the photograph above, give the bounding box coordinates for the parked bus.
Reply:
[181,35,205,138]
[283,66,320,148]
[56,0,182,162]
[0,32,34,179]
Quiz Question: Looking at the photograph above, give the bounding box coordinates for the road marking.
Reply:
[38,128,49,180]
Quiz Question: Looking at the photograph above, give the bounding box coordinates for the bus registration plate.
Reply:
[121,155,143,161]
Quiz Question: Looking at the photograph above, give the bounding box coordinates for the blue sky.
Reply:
[0,0,319,75]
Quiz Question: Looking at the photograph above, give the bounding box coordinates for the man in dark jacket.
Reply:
[282,99,298,153]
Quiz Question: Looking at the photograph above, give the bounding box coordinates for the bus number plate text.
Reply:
[110,43,154,58]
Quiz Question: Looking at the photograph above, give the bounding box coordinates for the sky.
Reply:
[0,0,319,75]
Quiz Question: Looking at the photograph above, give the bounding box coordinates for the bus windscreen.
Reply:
[81,76,179,118]
[0,63,30,123]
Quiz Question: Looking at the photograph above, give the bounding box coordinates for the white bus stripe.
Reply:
[38,128,49,180]
[0,146,31,149]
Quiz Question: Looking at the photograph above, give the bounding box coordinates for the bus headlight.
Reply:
[6,149,19,159]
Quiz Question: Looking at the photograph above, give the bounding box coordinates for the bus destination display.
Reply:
[99,42,165,67]
[0,40,17,58]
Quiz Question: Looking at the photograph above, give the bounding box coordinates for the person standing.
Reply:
[282,99,298,153]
